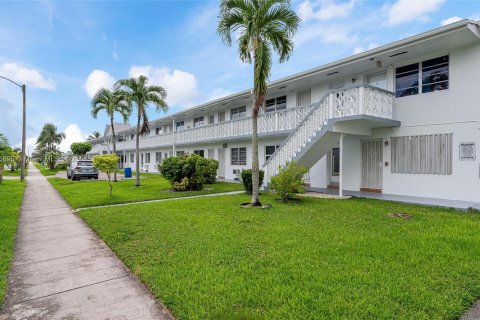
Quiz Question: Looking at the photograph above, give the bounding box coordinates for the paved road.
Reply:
[1,165,174,320]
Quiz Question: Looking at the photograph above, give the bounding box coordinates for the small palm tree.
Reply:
[115,76,168,186]
[218,0,300,206]
[87,131,101,140]
[36,123,66,152]
[36,123,66,169]
[91,88,131,182]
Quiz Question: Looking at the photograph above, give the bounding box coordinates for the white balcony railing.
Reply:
[264,85,394,182]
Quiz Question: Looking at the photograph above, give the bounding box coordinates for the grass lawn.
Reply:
[3,169,27,177]
[0,180,25,306]
[34,162,66,176]
[78,194,480,320]
[49,174,243,209]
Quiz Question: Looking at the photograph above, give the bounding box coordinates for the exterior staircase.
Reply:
[263,84,398,185]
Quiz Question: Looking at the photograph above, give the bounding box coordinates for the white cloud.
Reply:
[208,88,234,101]
[58,124,86,152]
[128,65,200,107]
[386,0,445,26]
[113,40,119,61]
[440,16,462,26]
[352,43,379,54]
[0,63,55,90]
[84,69,115,98]
[295,25,357,46]
[298,0,356,22]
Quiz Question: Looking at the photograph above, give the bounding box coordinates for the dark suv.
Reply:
[67,160,99,180]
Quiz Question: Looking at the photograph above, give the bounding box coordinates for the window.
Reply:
[130,134,134,140]
[208,115,215,124]
[297,90,311,107]
[176,121,185,131]
[164,152,169,159]
[265,96,287,113]
[265,145,279,161]
[395,63,419,97]
[231,106,247,120]
[194,116,204,127]
[391,134,452,175]
[145,153,151,163]
[155,127,162,135]
[130,154,134,162]
[194,150,204,157]
[367,72,387,90]
[218,111,225,122]
[155,152,162,163]
[422,56,449,93]
[176,151,185,157]
[231,147,247,165]
[331,147,340,176]
[207,149,214,159]
[395,55,449,98]
[141,153,144,165]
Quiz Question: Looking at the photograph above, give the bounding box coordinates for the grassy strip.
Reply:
[79,194,480,320]
[48,175,244,209]
[3,169,27,177]
[33,162,66,176]
[0,180,25,306]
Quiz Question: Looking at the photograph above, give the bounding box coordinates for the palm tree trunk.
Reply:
[251,112,262,206]
[135,111,141,187]
[110,117,118,182]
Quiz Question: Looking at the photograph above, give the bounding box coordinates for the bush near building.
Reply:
[240,169,264,194]
[270,161,308,202]
[159,154,218,191]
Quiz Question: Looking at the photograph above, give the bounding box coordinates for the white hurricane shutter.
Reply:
[297,90,311,107]
[391,133,452,175]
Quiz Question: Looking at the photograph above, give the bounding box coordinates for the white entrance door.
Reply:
[217,148,225,178]
[361,139,383,191]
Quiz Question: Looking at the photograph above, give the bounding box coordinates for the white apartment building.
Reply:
[88,20,480,203]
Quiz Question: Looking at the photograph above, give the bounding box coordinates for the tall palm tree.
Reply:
[218,0,300,206]
[115,76,168,186]
[87,131,101,140]
[0,133,8,147]
[91,88,131,182]
[36,123,66,152]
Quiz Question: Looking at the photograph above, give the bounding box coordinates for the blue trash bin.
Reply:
[124,167,132,178]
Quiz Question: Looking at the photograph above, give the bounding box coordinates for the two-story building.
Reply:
[88,20,480,203]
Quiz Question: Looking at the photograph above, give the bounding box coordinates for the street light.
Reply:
[0,75,26,181]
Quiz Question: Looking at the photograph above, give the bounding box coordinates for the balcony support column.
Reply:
[339,133,344,198]
[171,117,176,156]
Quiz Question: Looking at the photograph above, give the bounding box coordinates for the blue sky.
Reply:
[0,0,478,152]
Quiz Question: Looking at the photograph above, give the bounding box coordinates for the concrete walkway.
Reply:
[1,165,174,320]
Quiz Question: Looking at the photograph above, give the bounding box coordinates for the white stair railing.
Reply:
[264,85,394,183]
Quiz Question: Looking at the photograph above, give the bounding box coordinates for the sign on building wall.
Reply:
[459,142,476,161]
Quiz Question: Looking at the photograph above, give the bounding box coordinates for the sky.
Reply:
[0,0,478,153]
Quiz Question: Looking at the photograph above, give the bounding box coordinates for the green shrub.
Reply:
[205,158,219,184]
[270,161,308,202]
[55,162,68,170]
[70,142,92,157]
[159,154,218,191]
[240,169,264,194]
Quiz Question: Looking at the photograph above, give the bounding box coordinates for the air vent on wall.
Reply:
[278,85,287,89]
[326,71,339,76]
[389,51,408,58]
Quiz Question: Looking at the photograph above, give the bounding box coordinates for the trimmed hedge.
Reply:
[240,169,264,194]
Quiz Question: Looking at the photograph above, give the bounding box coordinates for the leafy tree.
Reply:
[0,136,12,183]
[93,154,119,196]
[36,123,66,153]
[45,151,60,170]
[115,76,168,187]
[87,131,101,140]
[218,0,300,206]
[70,142,92,158]
[270,161,308,202]
[91,88,131,182]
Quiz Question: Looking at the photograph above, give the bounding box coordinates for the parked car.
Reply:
[67,160,98,180]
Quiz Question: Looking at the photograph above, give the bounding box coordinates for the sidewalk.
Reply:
[0,165,174,320]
